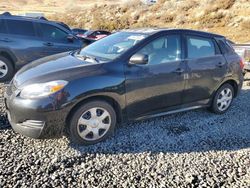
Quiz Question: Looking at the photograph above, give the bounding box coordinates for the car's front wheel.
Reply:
[210,83,234,114]
[69,100,117,145]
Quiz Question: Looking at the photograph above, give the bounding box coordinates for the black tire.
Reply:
[69,100,117,145]
[209,83,234,114]
[0,56,14,82]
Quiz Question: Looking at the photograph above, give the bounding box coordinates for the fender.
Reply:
[0,47,18,66]
[212,75,241,99]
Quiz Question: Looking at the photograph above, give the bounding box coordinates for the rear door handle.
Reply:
[173,68,184,74]
[216,62,224,67]
[43,42,54,46]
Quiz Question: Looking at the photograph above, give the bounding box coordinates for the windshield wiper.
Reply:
[76,54,99,63]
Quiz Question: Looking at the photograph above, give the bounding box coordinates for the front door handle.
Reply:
[173,68,184,74]
[216,62,224,67]
[43,42,54,46]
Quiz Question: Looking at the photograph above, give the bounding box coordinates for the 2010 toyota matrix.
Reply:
[5,28,244,145]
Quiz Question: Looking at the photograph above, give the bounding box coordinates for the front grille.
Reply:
[18,120,45,129]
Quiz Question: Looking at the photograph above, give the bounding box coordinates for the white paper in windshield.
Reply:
[127,35,146,41]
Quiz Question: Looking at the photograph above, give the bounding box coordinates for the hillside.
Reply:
[0,0,124,14]
[1,0,250,43]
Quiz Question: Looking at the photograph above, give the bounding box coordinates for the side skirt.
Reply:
[135,105,209,121]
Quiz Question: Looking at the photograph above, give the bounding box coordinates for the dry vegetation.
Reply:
[1,0,250,42]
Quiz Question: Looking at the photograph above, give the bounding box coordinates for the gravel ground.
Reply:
[0,76,250,188]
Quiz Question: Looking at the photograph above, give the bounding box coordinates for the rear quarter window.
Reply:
[5,19,36,37]
[217,39,235,54]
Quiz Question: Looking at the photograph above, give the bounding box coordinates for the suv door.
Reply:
[4,19,45,66]
[37,23,82,56]
[125,34,186,119]
[183,35,227,104]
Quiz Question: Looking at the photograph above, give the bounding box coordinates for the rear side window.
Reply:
[187,36,216,58]
[0,19,7,34]
[6,20,36,36]
[39,23,68,42]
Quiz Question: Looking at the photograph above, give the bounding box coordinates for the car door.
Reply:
[3,19,46,65]
[183,35,228,104]
[37,23,82,57]
[125,34,186,119]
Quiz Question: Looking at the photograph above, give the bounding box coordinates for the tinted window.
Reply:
[138,35,181,65]
[40,23,68,41]
[187,36,215,58]
[6,20,35,36]
[0,19,7,33]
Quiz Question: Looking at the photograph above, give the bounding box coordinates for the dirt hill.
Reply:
[1,0,250,43]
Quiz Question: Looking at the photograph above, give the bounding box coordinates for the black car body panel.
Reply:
[5,28,243,139]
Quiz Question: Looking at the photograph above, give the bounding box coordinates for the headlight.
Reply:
[20,80,68,99]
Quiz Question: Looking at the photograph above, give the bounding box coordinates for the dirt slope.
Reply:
[0,0,250,42]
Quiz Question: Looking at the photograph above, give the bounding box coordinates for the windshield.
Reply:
[79,32,148,60]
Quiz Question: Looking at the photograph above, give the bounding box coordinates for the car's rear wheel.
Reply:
[210,83,234,114]
[69,100,116,145]
[0,56,14,82]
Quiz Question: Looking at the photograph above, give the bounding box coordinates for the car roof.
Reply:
[0,12,71,32]
[121,28,224,38]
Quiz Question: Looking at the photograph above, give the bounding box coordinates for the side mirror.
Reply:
[129,53,148,65]
[67,34,75,42]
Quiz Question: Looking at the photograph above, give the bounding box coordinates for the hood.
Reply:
[14,52,102,87]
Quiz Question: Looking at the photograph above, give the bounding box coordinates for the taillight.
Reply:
[88,35,96,39]
[240,58,244,70]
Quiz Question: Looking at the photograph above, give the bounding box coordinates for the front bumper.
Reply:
[4,87,71,139]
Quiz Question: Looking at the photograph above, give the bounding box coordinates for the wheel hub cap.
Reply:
[217,88,233,112]
[77,107,111,141]
[0,60,8,78]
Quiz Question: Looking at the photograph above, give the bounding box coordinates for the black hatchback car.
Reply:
[5,28,244,145]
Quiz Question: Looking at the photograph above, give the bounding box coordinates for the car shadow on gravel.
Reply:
[71,86,250,155]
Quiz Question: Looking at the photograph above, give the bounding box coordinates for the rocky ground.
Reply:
[0,77,250,187]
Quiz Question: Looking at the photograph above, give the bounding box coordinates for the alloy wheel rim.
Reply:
[77,107,111,141]
[0,60,8,78]
[217,88,233,112]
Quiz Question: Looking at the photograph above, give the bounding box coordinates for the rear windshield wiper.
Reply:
[75,54,99,63]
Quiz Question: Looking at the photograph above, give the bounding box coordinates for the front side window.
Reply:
[6,20,35,36]
[40,23,68,42]
[187,36,216,58]
[80,32,148,60]
[138,35,181,65]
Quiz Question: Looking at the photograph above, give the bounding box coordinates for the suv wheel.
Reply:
[0,56,14,82]
[69,100,117,145]
[210,83,234,114]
